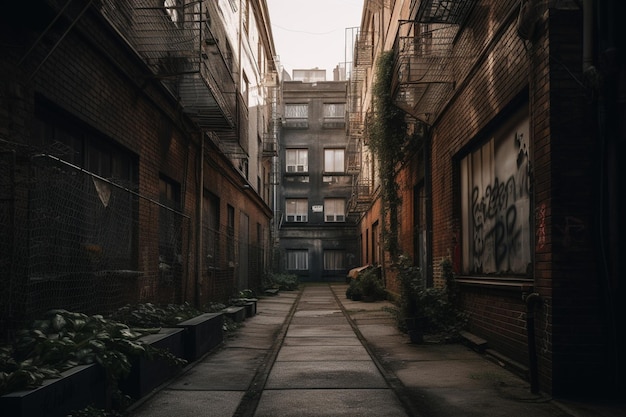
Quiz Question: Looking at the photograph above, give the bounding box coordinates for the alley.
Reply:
[128,285,619,417]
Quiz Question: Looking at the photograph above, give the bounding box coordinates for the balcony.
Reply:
[100,0,236,131]
[392,22,458,123]
[412,0,477,25]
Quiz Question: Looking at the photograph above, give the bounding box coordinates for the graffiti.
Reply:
[536,203,546,250]
[470,130,531,274]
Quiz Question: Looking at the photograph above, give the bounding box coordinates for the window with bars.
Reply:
[287,250,308,270]
[286,149,308,173]
[324,148,345,173]
[286,199,308,222]
[324,198,345,222]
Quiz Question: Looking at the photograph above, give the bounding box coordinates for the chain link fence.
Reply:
[0,153,190,339]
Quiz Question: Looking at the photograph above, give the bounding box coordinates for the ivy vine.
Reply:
[366,50,408,258]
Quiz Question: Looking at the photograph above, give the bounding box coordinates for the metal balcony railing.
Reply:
[99,0,236,131]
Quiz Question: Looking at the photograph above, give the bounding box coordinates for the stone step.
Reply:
[460,330,488,353]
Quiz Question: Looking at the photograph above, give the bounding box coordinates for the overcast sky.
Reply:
[266,0,364,77]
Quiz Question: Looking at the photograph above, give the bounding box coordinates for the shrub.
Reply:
[346,267,385,301]
[265,272,300,291]
[393,255,467,340]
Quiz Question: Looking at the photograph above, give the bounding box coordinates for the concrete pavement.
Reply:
[128,283,626,417]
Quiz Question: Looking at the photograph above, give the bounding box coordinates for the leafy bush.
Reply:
[393,255,467,340]
[0,310,186,397]
[346,267,386,301]
[265,272,299,291]
[108,302,203,328]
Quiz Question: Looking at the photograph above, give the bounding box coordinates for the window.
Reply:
[324,103,345,118]
[324,149,345,173]
[159,175,182,282]
[287,250,308,270]
[242,0,249,33]
[284,104,308,128]
[460,109,531,275]
[286,149,308,173]
[324,250,345,270]
[227,204,235,263]
[324,198,345,222]
[286,199,308,222]
[164,0,180,24]
[242,72,249,107]
[203,191,220,269]
[323,103,346,128]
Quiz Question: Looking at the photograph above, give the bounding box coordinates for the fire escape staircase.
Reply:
[392,0,476,123]
[346,29,373,217]
[99,0,250,158]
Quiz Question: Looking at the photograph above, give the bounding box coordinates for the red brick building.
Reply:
[0,0,278,336]
[351,0,625,397]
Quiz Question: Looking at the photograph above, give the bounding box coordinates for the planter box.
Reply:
[0,364,106,417]
[222,306,246,323]
[119,327,185,399]
[176,312,224,361]
[242,299,257,317]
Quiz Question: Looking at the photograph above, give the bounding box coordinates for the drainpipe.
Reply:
[524,292,542,394]
[582,0,596,75]
[196,134,204,307]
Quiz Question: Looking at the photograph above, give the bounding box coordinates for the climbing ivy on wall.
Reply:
[366,50,408,258]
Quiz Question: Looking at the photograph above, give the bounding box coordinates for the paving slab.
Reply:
[276,344,370,361]
[254,389,409,417]
[281,336,362,347]
[286,324,354,338]
[131,390,244,417]
[265,361,387,389]
[167,361,258,390]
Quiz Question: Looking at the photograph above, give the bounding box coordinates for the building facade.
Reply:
[278,78,360,281]
[0,0,278,337]
[350,0,625,398]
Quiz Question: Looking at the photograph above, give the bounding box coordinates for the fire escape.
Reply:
[346,28,373,217]
[392,0,476,123]
[99,0,247,158]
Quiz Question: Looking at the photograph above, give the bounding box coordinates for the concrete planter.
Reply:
[0,364,106,417]
[242,298,257,317]
[222,306,246,323]
[119,327,186,399]
[176,312,224,361]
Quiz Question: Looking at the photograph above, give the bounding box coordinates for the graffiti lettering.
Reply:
[470,130,530,274]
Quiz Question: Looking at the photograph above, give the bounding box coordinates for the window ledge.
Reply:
[456,277,533,292]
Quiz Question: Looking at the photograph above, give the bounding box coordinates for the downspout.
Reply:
[582,0,595,75]
[524,292,542,394]
[424,126,433,287]
[196,135,204,307]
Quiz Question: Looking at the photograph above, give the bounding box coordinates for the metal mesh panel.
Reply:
[1,155,190,339]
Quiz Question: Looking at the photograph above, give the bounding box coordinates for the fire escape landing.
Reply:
[346,27,373,217]
[100,0,248,157]
[393,0,476,123]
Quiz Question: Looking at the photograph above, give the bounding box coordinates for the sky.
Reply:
[266,0,365,77]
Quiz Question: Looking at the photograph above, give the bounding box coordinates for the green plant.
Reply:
[265,272,300,291]
[366,50,409,257]
[358,268,386,300]
[346,268,385,301]
[108,302,203,328]
[0,310,186,397]
[393,255,467,340]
